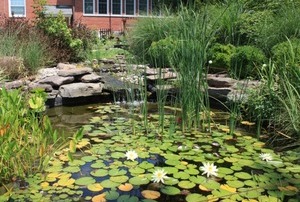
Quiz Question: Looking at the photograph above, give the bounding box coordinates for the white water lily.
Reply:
[259,153,273,162]
[200,162,218,178]
[151,169,169,184]
[125,150,138,161]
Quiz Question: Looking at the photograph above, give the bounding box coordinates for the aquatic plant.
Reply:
[151,169,169,184]
[200,162,218,178]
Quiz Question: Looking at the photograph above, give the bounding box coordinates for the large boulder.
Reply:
[38,75,74,87]
[59,83,103,98]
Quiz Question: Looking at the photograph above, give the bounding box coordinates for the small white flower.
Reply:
[200,162,218,178]
[259,153,273,162]
[208,60,213,64]
[125,150,138,161]
[262,64,267,68]
[151,169,169,184]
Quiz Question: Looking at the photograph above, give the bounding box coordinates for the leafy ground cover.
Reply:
[5,104,299,202]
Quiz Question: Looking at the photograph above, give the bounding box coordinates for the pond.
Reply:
[8,103,300,202]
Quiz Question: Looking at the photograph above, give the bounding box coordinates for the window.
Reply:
[84,0,94,14]
[139,0,148,15]
[99,0,108,14]
[125,0,135,15]
[9,0,26,17]
[112,0,122,15]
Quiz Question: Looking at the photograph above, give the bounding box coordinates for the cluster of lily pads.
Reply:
[8,104,300,202]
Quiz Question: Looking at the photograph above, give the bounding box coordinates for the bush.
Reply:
[230,45,266,79]
[207,43,236,73]
[271,38,300,67]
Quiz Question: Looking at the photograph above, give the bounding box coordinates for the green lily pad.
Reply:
[75,177,95,186]
[185,168,200,175]
[110,176,129,183]
[87,183,104,192]
[218,167,234,175]
[164,177,179,185]
[90,169,108,177]
[178,180,196,189]
[109,169,127,176]
[129,176,150,185]
[81,156,98,162]
[186,193,207,202]
[160,186,181,195]
[189,176,206,184]
[139,161,154,169]
[174,172,190,180]
[105,190,120,200]
[226,180,244,188]
[117,195,139,202]
[234,172,253,180]
[100,179,120,188]
[129,167,145,175]
[68,160,85,166]
[163,167,179,174]
[63,166,80,173]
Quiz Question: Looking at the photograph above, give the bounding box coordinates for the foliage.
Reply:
[33,0,98,62]
[148,36,177,67]
[0,16,53,77]
[230,45,266,79]
[0,88,58,185]
[271,38,300,67]
[207,43,236,73]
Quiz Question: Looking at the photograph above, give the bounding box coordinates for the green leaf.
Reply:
[160,186,181,195]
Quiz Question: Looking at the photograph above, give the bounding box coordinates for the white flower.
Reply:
[125,150,138,161]
[262,64,267,68]
[151,169,169,184]
[208,60,213,64]
[259,153,273,162]
[200,162,218,178]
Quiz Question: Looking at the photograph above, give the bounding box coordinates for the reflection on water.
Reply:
[46,104,100,137]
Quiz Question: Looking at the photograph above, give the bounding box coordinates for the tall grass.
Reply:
[129,6,221,131]
[0,17,53,78]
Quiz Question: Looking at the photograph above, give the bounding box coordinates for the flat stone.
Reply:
[28,83,53,92]
[57,63,77,69]
[147,72,177,81]
[207,75,236,88]
[38,75,74,87]
[81,73,102,83]
[4,80,27,89]
[145,68,170,75]
[58,67,93,77]
[36,68,58,80]
[59,83,103,98]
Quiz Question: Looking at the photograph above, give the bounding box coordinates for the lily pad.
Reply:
[186,193,207,202]
[178,180,196,189]
[118,183,133,192]
[110,175,129,183]
[87,183,104,192]
[160,186,181,195]
[234,172,253,180]
[141,190,161,200]
[100,179,120,188]
[75,177,96,186]
[129,176,150,185]
[90,169,108,177]
[105,190,120,200]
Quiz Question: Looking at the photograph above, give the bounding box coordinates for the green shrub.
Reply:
[148,36,177,67]
[271,38,300,67]
[230,45,266,79]
[207,43,236,73]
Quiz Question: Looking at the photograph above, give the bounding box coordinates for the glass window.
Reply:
[10,0,25,16]
[99,0,107,14]
[139,0,148,15]
[112,0,121,15]
[126,0,135,15]
[84,0,94,14]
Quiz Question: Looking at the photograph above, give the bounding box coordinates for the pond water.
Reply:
[8,103,300,202]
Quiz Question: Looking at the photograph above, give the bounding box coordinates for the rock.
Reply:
[208,87,232,100]
[207,74,236,87]
[59,83,103,98]
[28,83,53,92]
[145,68,170,75]
[4,80,28,89]
[81,73,102,83]
[57,63,77,69]
[36,68,58,80]
[58,67,93,77]
[38,75,74,87]
[147,72,177,81]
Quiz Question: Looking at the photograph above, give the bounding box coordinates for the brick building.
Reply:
[0,0,155,32]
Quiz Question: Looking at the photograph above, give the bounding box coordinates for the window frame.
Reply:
[98,0,109,15]
[9,0,26,17]
[111,0,122,15]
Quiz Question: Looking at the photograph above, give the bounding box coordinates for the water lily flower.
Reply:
[200,162,218,178]
[259,153,273,162]
[125,150,138,161]
[151,169,169,184]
